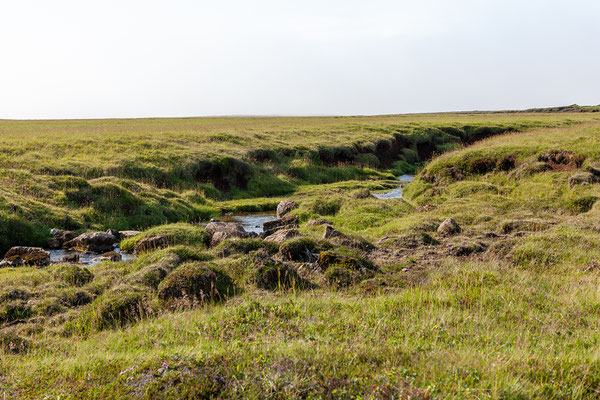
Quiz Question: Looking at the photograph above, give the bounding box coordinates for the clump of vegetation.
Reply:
[251,261,308,291]
[279,237,321,262]
[55,264,94,287]
[213,238,278,258]
[157,263,236,307]
[325,265,363,288]
[120,223,211,252]
[79,286,153,332]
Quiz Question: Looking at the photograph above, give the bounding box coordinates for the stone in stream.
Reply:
[63,232,118,253]
[437,218,461,236]
[94,251,123,262]
[63,253,80,263]
[205,220,252,246]
[276,200,297,218]
[264,228,300,243]
[262,215,299,237]
[0,247,50,267]
[134,235,169,253]
[47,229,78,249]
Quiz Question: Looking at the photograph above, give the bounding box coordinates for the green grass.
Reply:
[3,113,600,398]
[0,113,594,253]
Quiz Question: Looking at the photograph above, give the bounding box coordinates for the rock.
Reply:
[306,219,333,226]
[106,229,120,240]
[47,230,78,249]
[323,225,342,239]
[94,251,122,262]
[63,253,80,263]
[264,229,300,243]
[2,247,50,267]
[437,218,461,236]
[119,230,142,240]
[569,172,596,187]
[205,221,250,241]
[276,200,298,219]
[210,231,233,246]
[262,215,299,237]
[63,232,118,252]
[134,235,169,253]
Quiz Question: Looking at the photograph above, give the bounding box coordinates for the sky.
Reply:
[1,0,599,119]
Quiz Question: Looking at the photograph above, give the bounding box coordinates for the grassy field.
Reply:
[2,112,600,398]
[0,112,596,254]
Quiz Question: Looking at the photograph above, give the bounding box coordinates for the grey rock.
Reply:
[437,218,461,236]
[276,200,298,218]
[63,232,118,252]
[264,229,300,243]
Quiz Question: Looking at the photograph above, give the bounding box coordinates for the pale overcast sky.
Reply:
[1,0,598,118]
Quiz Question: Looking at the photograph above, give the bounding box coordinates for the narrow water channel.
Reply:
[372,174,415,199]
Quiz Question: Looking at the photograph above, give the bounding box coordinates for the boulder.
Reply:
[1,247,50,267]
[276,200,297,218]
[205,221,250,239]
[134,235,169,253]
[63,232,118,252]
[264,229,300,243]
[47,230,78,249]
[262,215,299,237]
[437,218,461,236]
[119,230,142,240]
[106,229,120,240]
[210,231,233,246]
[94,251,122,262]
[323,225,342,239]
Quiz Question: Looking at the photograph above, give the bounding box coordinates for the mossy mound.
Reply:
[279,237,323,262]
[0,301,32,324]
[325,265,364,288]
[157,263,236,307]
[213,238,278,258]
[252,262,307,291]
[83,286,152,331]
[120,223,211,253]
[55,265,94,287]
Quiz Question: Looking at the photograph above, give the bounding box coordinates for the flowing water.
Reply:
[47,248,136,266]
[206,211,277,234]
[372,174,415,199]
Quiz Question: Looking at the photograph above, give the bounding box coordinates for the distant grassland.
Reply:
[0,112,598,253]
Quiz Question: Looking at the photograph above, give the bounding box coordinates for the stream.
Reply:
[47,248,136,266]
[45,177,413,265]
[372,174,415,199]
